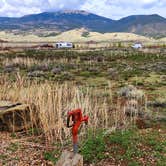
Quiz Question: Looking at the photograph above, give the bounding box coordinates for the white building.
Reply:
[132,43,143,49]
[55,42,73,48]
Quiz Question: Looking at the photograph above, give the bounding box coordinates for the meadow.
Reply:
[0,48,165,165]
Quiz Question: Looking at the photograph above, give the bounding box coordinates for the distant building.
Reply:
[55,42,73,48]
[132,43,143,49]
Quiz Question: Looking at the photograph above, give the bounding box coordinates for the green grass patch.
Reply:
[80,127,166,165]
[44,150,60,164]
[7,142,20,152]
[80,131,106,163]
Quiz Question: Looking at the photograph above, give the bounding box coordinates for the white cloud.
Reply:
[0,0,165,19]
[0,0,85,17]
[0,0,47,17]
[81,0,166,19]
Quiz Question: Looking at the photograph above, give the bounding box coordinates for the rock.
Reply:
[28,70,45,77]
[0,101,31,131]
[56,150,83,166]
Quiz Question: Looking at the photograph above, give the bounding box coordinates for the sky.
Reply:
[0,0,165,19]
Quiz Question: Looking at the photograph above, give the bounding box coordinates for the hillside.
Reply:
[112,14,166,37]
[0,10,165,37]
[0,29,153,42]
[159,37,166,42]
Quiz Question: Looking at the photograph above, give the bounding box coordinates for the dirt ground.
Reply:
[0,132,53,166]
[1,125,165,166]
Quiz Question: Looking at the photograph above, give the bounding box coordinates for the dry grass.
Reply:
[0,29,153,42]
[0,74,141,144]
[1,56,78,69]
[1,57,40,67]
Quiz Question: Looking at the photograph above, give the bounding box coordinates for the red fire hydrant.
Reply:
[67,108,88,153]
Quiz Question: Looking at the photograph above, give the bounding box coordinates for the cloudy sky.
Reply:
[0,0,165,19]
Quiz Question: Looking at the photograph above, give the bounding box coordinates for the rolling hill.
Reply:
[0,28,153,42]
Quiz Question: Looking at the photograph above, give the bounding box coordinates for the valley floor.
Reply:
[0,132,50,165]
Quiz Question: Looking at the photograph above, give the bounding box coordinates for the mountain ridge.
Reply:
[0,10,165,38]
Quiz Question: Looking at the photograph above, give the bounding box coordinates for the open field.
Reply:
[0,48,166,165]
[0,30,165,52]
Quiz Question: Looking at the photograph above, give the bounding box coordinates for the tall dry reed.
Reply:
[0,74,139,144]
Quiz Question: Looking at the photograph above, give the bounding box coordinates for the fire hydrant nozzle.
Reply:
[67,108,88,154]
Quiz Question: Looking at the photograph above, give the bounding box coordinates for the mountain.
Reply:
[113,14,166,38]
[0,10,165,38]
[0,10,114,32]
